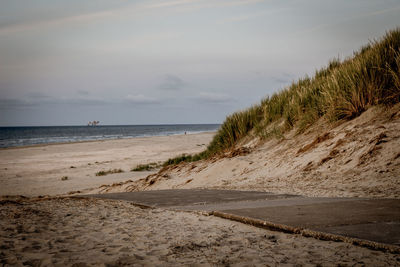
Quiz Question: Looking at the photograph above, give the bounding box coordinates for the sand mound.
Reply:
[100,104,400,198]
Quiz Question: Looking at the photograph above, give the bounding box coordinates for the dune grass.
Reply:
[131,162,161,171]
[164,29,400,166]
[95,169,124,176]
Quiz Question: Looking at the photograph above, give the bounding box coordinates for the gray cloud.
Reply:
[62,98,108,106]
[0,95,108,109]
[77,90,90,96]
[0,0,264,36]
[271,72,295,85]
[0,91,165,111]
[0,98,35,109]
[159,74,185,91]
[125,94,160,105]
[0,0,267,37]
[26,91,51,99]
[192,92,235,104]
[292,4,400,37]
[1,0,398,126]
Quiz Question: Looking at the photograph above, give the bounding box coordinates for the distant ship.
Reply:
[87,120,100,126]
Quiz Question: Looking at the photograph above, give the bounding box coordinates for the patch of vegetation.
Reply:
[61,176,68,181]
[131,162,161,171]
[163,154,204,166]
[164,28,400,166]
[95,169,124,176]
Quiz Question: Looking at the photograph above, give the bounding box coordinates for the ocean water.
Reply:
[0,124,220,148]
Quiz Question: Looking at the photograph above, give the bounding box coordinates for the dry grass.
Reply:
[297,132,331,154]
[95,169,124,176]
[131,163,161,172]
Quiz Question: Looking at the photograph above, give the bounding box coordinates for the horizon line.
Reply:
[0,123,222,128]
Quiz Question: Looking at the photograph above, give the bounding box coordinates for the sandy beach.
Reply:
[0,132,214,196]
[1,196,399,266]
[2,2,400,265]
[1,127,399,265]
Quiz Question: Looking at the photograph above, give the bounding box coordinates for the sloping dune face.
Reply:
[106,104,400,198]
[94,30,400,197]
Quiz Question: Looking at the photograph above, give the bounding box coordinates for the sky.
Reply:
[0,0,399,126]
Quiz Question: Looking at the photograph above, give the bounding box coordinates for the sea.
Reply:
[0,124,220,148]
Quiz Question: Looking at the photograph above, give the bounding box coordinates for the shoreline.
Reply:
[0,131,217,150]
[0,132,215,197]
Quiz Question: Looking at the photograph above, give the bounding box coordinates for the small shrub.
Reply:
[131,162,160,171]
[163,154,193,166]
[61,176,68,181]
[95,169,124,176]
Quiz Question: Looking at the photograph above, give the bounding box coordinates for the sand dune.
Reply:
[111,104,400,199]
[1,107,400,265]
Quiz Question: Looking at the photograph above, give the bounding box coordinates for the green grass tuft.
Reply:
[95,169,124,176]
[163,154,197,166]
[131,162,161,171]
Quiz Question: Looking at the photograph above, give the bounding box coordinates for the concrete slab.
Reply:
[170,196,360,211]
[219,199,400,246]
[83,189,400,251]
[316,222,400,245]
[87,189,297,208]
[220,199,400,228]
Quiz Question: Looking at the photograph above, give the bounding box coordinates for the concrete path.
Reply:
[85,189,400,252]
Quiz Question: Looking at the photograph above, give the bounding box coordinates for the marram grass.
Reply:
[165,28,400,166]
[131,162,161,171]
[95,168,124,176]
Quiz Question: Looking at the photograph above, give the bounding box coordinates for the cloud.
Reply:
[0,0,267,36]
[217,7,282,24]
[1,92,163,110]
[144,0,201,9]
[271,72,294,85]
[185,0,265,10]
[0,94,107,109]
[63,97,107,106]
[0,1,176,36]
[77,90,90,96]
[0,9,115,36]
[0,98,35,109]
[26,91,52,99]
[93,32,181,53]
[159,74,185,91]
[193,92,235,104]
[125,94,159,104]
[292,5,400,37]
[218,12,264,24]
